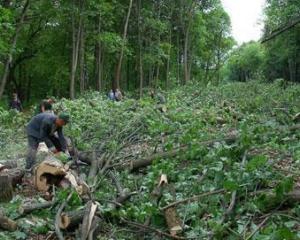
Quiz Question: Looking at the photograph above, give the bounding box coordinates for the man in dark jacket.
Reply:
[25,112,70,170]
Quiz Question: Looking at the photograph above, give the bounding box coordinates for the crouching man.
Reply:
[25,112,70,170]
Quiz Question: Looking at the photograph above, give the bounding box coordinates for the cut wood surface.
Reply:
[34,157,66,191]
[59,209,85,230]
[33,155,89,195]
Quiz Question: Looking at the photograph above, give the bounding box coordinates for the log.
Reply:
[33,157,66,192]
[164,207,183,236]
[0,175,13,202]
[33,156,88,195]
[0,210,17,231]
[59,209,85,230]
[19,201,54,215]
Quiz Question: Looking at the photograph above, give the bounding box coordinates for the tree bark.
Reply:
[19,201,54,215]
[0,175,13,202]
[95,15,102,91]
[138,0,143,98]
[79,23,85,94]
[113,0,133,90]
[70,0,83,99]
[0,0,30,99]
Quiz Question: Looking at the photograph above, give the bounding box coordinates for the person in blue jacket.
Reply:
[25,112,70,170]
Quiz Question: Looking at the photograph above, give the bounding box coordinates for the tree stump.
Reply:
[59,209,86,230]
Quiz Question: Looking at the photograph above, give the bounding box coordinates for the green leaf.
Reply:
[246,155,268,172]
[223,180,239,191]
[275,177,294,200]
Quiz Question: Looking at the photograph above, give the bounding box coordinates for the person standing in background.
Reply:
[9,92,23,112]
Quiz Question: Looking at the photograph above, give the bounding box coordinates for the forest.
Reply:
[0,0,300,239]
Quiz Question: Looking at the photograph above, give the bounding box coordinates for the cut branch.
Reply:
[122,219,187,240]
[19,201,54,215]
[161,189,225,211]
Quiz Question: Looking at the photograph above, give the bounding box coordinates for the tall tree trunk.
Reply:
[138,0,143,98]
[176,31,181,86]
[95,15,102,91]
[70,0,83,99]
[183,27,190,84]
[113,0,133,91]
[79,24,85,94]
[0,0,30,99]
[288,58,296,82]
[166,28,172,89]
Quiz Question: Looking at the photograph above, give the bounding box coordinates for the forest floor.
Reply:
[0,80,300,240]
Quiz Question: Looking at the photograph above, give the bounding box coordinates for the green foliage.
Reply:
[223,42,265,82]
[1,81,300,239]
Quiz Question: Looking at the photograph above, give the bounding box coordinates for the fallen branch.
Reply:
[122,218,187,240]
[55,192,73,240]
[119,135,238,172]
[81,201,98,240]
[245,216,270,240]
[161,189,225,211]
[19,201,55,215]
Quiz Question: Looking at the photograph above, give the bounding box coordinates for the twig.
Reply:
[245,216,270,240]
[121,218,188,240]
[161,189,225,211]
[55,192,73,240]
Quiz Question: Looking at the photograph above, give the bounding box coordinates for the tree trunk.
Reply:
[113,0,133,90]
[183,28,190,84]
[0,0,30,99]
[176,31,180,85]
[288,58,296,82]
[70,0,83,99]
[95,15,102,91]
[166,28,172,89]
[138,0,143,98]
[79,24,85,94]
